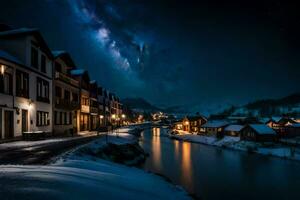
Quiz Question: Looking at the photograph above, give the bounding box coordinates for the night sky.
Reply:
[0,0,299,112]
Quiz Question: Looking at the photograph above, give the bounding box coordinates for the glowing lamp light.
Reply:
[0,65,5,75]
[111,114,116,119]
[184,121,189,125]
[121,114,126,119]
[100,115,104,119]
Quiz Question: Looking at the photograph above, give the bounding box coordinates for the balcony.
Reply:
[55,98,80,110]
[90,106,98,114]
[55,72,79,88]
[81,105,90,113]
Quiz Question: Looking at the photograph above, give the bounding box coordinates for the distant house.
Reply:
[240,124,277,142]
[265,117,295,129]
[200,121,228,135]
[181,115,207,133]
[286,123,300,138]
[224,125,244,137]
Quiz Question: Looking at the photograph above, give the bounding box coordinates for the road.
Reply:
[0,134,101,165]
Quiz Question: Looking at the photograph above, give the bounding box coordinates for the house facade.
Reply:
[200,121,229,135]
[71,69,90,132]
[181,116,207,133]
[0,28,53,138]
[53,51,80,136]
[240,124,277,142]
[224,125,244,136]
[89,80,99,131]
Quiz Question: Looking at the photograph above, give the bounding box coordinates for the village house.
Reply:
[97,86,105,127]
[265,117,296,129]
[240,124,277,142]
[199,121,229,136]
[285,123,300,138]
[265,117,297,138]
[103,89,111,125]
[0,28,53,139]
[89,80,99,131]
[52,51,79,136]
[70,69,90,132]
[224,125,244,137]
[181,115,207,133]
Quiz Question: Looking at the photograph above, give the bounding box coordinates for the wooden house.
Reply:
[199,121,229,135]
[240,124,277,142]
[181,115,207,133]
[224,125,244,137]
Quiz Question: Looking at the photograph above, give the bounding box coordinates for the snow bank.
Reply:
[0,126,190,200]
[172,133,300,161]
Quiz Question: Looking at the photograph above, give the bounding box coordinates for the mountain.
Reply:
[228,93,300,117]
[122,98,161,112]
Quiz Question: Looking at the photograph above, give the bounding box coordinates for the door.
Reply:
[22,109,28,133]
[4,110,14,139]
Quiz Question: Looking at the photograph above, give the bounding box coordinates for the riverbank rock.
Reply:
[79,142,148,166]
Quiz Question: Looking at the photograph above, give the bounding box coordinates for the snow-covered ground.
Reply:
[0,127,190,200]
[171,133,300,161]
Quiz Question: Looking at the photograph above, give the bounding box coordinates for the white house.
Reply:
[0,28,53,139]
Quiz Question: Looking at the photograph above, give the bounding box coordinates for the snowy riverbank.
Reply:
[171,133,300,161]
[0,127,191,200]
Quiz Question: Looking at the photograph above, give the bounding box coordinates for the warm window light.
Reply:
[0,65,5,75]
[184,121,189,125]
[111,114,116,119]
[100,115,104,119]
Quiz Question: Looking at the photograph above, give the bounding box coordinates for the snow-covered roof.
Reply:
[289,123,300,128]
[0,28,38,36]
[90,80,97,84]
[52,50,66,58]
[70,69,86,75]
[270,117,282,123]
[225,125,244,132]
[248,124,276,135]
[259,117,271,124]
[201,121,229,128]
[0,50,24,65]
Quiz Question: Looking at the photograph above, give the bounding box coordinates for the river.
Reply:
[138,127,300,200]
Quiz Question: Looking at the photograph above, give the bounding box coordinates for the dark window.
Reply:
[31,47,39,69]
[41,54,46,73]
[64,90,70,101]
[0,72,12,95]
[55,62,62,73]
[16,70,29,98]
[59,112,63,125]
[36,77,49,103]
[64,112,67,125]
[36,111,49,126]
[72,93,78,102]
[55,86,62,98]
[69,112,72,125]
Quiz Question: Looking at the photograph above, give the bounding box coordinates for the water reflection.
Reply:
[181,142,193,190]
[152,128,161,168]
[140,128,300,200]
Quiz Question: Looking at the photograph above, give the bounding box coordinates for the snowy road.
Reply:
[0,134,101,165]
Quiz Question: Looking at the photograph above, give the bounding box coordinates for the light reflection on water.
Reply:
[139,127,300,200]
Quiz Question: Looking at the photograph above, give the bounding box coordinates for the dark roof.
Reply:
[52,50,76,69]
[0,28,53,58]
[0,50,24,65]
[246,124,276,135]
[185,115,207,121]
